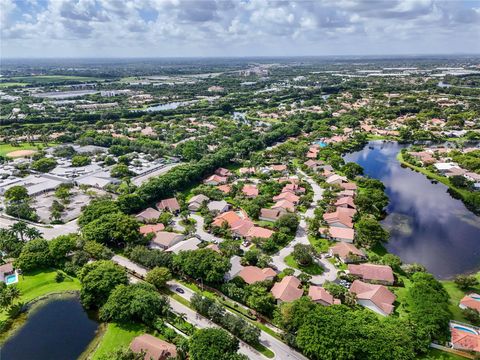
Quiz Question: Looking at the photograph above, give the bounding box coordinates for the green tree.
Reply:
[0,284,21,309]
[71,155,91,167]
[111,164,134,178]
[78,199,120,227]
[173,249,230,283]
[15,239,52,272]
[454,274,479,291]
[342,162,364,179]
[145,267,172,289]
[78,260,128,309]
[83,241,114,260]
[100,283,169,325]
[189,328,244,360]
[4,186,29,202]
[48,234,78,264]
[292,244,315,266]
[82,212,142,248]
[275,213,299,234]
[355,216,389,248]
[31,157,57,173]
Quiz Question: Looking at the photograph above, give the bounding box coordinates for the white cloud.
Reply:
[1,0,479,57]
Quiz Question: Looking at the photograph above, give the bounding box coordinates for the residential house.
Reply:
[273,191,300,204]
[242,184,259,198]
[188,194,209,211]
[215,168,233,177]
[329,242,366,263]
[166,237,201,254]
[246,226,274,241]
[217,184,232,194]
[130,334,177,360]
[270,164,288,173]
[225,255,244,281]
[135,208,161,223]
[239,167,256,175]
[207,200,230,214]
[323,208,355,228]
[238,266,277,284]
[459,294,480,312]
[334,197,356,209]
[271,276,303,303]
[320,227,355,243]
[139,223,165,235]
[308,286,341,306]
[348,263,394,285]
[156,197,180,214]
[272,200,296,213]
[212,211,242,228]
[150,231,185,250]
[204,174,228,185]
[282,183,305,194]
[349,280,396,316]
[326,174,347,185]
[450,322,480,353]
[259,208,284,222]
[340,182,357,191]
[0,263,14,283]
[304,160,322,171]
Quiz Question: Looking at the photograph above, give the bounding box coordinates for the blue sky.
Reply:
[1,0,479,58]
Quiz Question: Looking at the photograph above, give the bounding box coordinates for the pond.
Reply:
[1,294,99,360]
[344,141,480,279]
[146,100,196,112]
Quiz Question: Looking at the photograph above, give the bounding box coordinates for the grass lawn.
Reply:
[441,272,480,323]
[0,82,27,88]
[91,322,147,360]
[418,348,466,359]
[308,235,331,253]
[0,268,80,321]
[284,254,324,275]
[0,142,56,157]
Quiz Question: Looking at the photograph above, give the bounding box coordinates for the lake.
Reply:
[146,100,196,112]
[344,141,480,279]
[1,294,99,360]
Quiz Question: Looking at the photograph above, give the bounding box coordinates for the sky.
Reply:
[1,0,480,58]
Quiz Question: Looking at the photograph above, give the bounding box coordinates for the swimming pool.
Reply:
[5,273,18,285]
[453,325,478,335]
[315,141,327,147]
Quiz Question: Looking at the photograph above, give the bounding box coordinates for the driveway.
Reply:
[190,213,224,243]
[270,169,337,285]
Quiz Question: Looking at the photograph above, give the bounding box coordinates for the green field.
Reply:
[2,75,100,85]
[418,348,466,359]
[0,143,56,157]
[0,269,80,321]
[90,322,146,359]
[0,82,27,88]
[441,272,480,323]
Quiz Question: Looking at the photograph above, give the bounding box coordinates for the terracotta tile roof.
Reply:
[334,196,356,209]
[308,286,341,305]
[270,164,287,172]
[238,266,277,284]
[320,227,355,241]
[204,174,228,185]
[330,242,364,259]
[273,192,300,204]
[231,219,255,237]
[460,294,480,312]
[246,226,274,239]
[271,276,303,302]
[451,327,480,352]
[282,183,305,194]
[242,184,259,197]
[130,334,177,360]
[340,182,357,190]
[272,199,295,212]
[348,264,394,284]
[139,223,165,235]
[350,280,396,315]
[323,208,354,228]
[156,197,180,212]
[217,184,232,193]
[212,211,242,228]
[260,208,283,221]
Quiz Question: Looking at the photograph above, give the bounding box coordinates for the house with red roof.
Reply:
[340,182,357,191]
[242,184,259,198]
[350,280,396,316]
[272,199,296,213]
[348,263,394,285]
[204,174,228,185]
[282,183,305,194]
[459,294,480,312]
[271,276,303,303]
[156,197,180,214]
[246,226,274,241]
[323,208,354,228]
[139,223,165,235]
[259,208,284,222]
[217,184,232,194]
[238,266,276,284]
[334,196,356,209]
[308,286,341,306]
[130,334,177,360]
[329,242,366,263]
[450,322,480,353]
[273,191,300,204]
[270,164,288,172]
[320,227,355,243]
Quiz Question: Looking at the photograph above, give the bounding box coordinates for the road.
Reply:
[113,255,308,360]
[271,170,337,285]
[0,216,79,240]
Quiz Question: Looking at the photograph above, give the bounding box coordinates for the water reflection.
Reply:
[344,141,480,278]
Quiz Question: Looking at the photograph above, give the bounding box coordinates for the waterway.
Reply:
[1,294,99,360]
[344,141,480,279]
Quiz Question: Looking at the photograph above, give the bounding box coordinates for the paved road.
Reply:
[0,216,79,240]
[190,213,224,243]
[271,170,337,285]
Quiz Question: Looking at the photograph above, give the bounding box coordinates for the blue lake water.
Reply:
[344,141,480,279]
[1,295,99,360]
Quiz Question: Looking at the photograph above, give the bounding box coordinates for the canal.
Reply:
[344,141,480,279]
[1,294,99,360]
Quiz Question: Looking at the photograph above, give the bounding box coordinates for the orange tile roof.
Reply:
[238,266,277,284]
[308,286,340,305]
[271,276,303,302]
[330,242,364,259]
[348,264,394,284]
[273,192,300,204]
[217,184,232,193]
[212,211,242,228]
[451,327,480,352]
[460,294,480,312]
[246,226,274,239]
[350,280,396,315]
[130,334,177,360]
[242,184,259,197]
[139,223,165,235]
